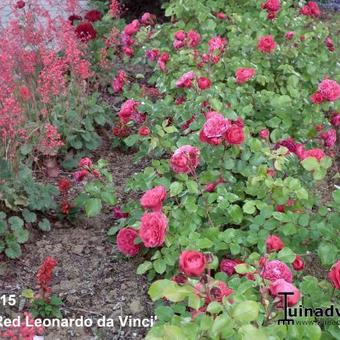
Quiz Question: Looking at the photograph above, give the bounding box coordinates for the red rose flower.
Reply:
[269,279,300,307]
[235,68,256,84]
[262,260,293,282]
[310,91,325,104]
[170,145,200,174]
[266,235,284,252]
[300,2,320,18]
[176,71,195,88]
[139,126,150,136]
[220,258,242,276]
[257,35,276,53]
[15,1,25,9]
[112,70,127,93]
[197,77,212,90]
[285,31,294,40]
[325,37,335,52]
[292,256,304,271]
[224,124,245,145]
[118,99,140,123]
[209,281,234,302]
[139,212,168,248]
[179,250,207,277]
[112,206,129,220]
[116,227,141,256]
[85,9,103,22]
[328,260,340,289]
[140,185,167,212]
[75,22,97,42]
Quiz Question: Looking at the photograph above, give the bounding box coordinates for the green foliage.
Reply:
[30,294,63,319]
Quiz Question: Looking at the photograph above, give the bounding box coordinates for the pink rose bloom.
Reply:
[224,124,245,145]
[235,68,256,84]
[320,129,337,148]
[179,250,207,277]
[220,258,242,276]
[140,185,167,212]
[259,129,269,139]
[328,260,340,289]
[123,46,134,57]
[257,35,276,53]
[140,12,156,26]
[311,91,326,104]
[262,0,281,12]
[79,157,93,168]
[118,99,140,123]
[285,31,294,40]
[176,71,195,88]
[208,36,226,53]
[170,145,200,174]
[299,148,325,162]
[175,30,186,41]
[124,19,140,36]
[73,169,88,182]
[112,70,127,93]
[139,212,168,248]
[116,227,141,256]
[318,79,340,102]
[187,30,201,48]
[269,279,300,307]
[262,260,293,282]
[203,114,231,142]
[173,39,185,49]
[145,49,160,62]
[266,235,284,252]
[330,112,340,127]
[158,52,170,72]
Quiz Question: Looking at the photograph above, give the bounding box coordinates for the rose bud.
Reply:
[197,77,212,90]
[259,129,269,139]
[139,126,150,136]
[172,273,187,285]
[292,256,304,271]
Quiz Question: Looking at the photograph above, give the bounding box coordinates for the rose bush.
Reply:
[98,0,340,338]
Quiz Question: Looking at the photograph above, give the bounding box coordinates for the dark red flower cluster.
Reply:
[75,22,97,42]
[85,10,103,23]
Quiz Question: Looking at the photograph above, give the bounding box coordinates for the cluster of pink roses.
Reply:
[121,13,156,57]
[299,1,321,18]
[261,0,281,20]
[146,49,170,72]
[116,186,168,256]
[311,79,340,104]
[276,137,326,162]
[173,30,201,50]
[200,112,246,146]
